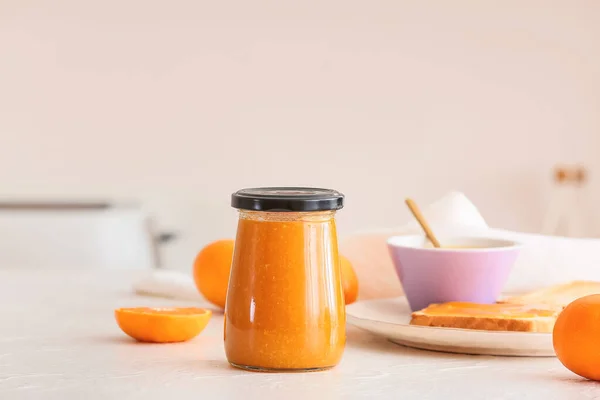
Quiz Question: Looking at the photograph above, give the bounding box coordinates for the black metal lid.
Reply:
[231,187,344,212]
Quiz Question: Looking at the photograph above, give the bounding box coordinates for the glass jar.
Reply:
[224,187,346,372]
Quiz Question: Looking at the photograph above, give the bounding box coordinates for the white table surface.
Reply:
[0,269,597,400]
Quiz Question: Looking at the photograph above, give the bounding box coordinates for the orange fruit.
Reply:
[193,239,235,309]
[340,255,359,305]
[553,294,600,380]
[115,307,211,343]
[192,239,360,308]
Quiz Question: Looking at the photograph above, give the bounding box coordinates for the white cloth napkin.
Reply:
[132,270,203,301]
[133,191,600,301]
[484,228,600,293]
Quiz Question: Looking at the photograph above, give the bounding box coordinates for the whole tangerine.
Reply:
[553,294,600,380]
[193,239,235,309]
[340,255,359,305]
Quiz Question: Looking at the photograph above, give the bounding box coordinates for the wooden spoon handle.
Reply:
[405,198,441,248]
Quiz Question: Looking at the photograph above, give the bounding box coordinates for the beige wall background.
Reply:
[1,1,599,269]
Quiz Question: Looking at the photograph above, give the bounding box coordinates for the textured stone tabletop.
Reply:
[0,269,597,400]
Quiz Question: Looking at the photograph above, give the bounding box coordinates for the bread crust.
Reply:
[410,312,556,333]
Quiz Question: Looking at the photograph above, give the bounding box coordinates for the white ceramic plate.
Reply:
[346,297,554,357]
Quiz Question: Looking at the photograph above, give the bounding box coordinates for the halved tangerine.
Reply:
[115,307,212,343]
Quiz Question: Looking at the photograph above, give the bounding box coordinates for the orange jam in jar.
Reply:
[225,187,346,372]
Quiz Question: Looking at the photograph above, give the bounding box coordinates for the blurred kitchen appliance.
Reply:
[0,200,175,269]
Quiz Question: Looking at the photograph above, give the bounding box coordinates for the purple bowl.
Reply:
[387,235,522,311]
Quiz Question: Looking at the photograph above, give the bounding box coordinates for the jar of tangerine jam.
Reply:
[225,187,346,372]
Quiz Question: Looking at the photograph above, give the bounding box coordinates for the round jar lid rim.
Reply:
[231,187,344,212]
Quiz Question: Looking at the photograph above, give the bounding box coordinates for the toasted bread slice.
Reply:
[500,280,600,308]
[410,302,561,332]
